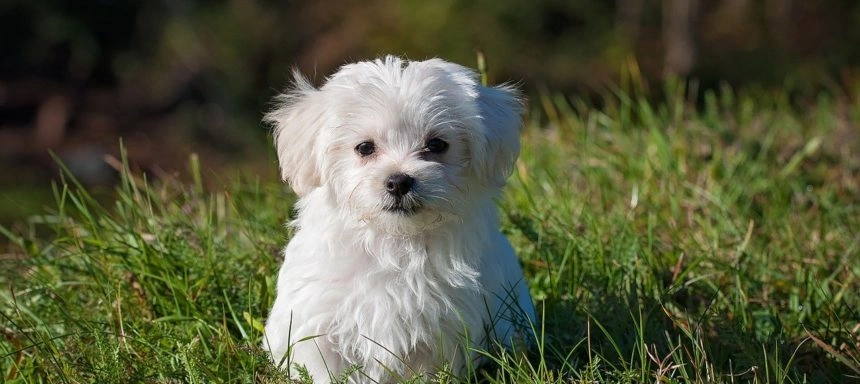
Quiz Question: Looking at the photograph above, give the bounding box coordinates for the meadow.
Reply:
[1,75,858,383]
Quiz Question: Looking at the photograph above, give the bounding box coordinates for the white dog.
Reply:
[263,56,535,383]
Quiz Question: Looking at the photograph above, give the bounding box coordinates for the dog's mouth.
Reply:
[382,202,421,216]
[382,195,423,216]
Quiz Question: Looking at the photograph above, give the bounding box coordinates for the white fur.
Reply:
[263,56,535,383]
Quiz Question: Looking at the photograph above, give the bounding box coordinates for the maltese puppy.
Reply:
[263,56,535,383]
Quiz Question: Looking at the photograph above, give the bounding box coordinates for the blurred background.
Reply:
[1,0,859,223]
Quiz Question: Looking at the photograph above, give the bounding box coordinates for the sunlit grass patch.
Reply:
[2,81,859,383]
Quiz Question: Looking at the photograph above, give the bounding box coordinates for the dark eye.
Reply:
[355,141,376,157]
[425,138,449,154]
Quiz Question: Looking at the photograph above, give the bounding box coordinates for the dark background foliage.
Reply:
[1,0,859,222]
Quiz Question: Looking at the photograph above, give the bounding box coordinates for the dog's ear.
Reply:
[265,72,328,197]
[471,84,523,187]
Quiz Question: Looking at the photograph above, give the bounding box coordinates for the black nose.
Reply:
[385,173,414,197]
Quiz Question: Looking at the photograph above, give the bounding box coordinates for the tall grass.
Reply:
[2,80,858,382]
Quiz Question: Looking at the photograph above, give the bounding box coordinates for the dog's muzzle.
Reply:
[383,173,422,215]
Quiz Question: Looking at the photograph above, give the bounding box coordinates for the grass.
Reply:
[1,78,859,383]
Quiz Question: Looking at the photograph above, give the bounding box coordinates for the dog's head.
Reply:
[266,56,522,233]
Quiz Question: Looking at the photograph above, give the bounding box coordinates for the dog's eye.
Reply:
[355,141,376,157]
[425,138,449,154]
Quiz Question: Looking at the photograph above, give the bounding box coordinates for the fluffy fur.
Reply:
[263,56,535,383]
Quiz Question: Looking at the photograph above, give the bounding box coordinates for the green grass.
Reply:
[2,81,859,383]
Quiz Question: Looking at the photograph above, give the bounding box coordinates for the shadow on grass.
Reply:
[500,207,857,384]
[524,271,853,383]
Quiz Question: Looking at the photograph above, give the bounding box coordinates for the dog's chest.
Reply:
[326,241,486,362]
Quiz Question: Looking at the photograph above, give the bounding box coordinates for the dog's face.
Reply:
[267,57,522,234]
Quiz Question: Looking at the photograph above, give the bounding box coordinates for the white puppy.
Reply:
[263,56,535,383]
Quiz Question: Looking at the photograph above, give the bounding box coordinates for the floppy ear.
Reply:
[264,72,328,197]
[472,84,523,188]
